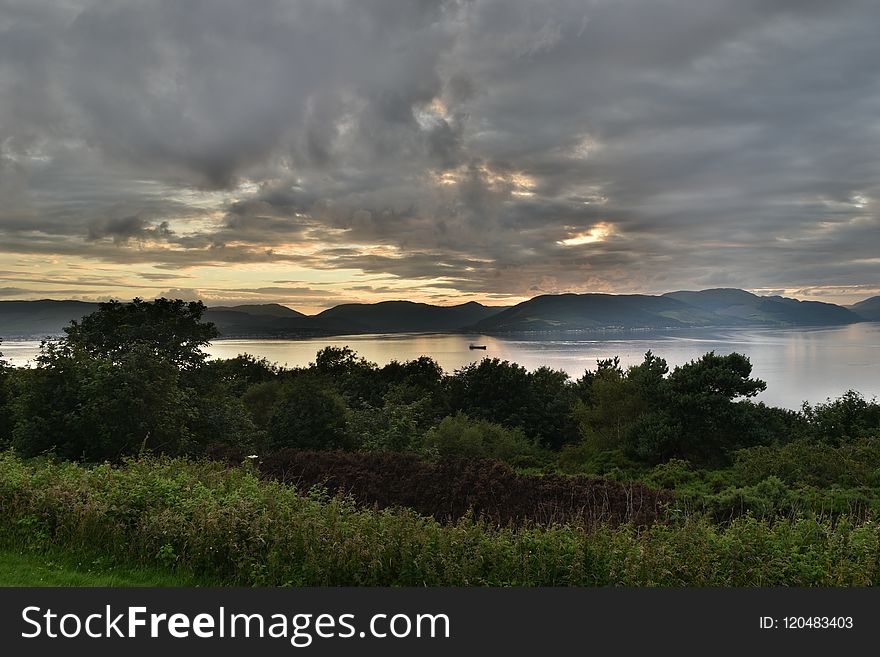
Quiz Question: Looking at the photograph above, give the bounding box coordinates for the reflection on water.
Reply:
[3,323,879,409]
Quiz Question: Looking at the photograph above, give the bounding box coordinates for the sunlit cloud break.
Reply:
[558,223,613,247]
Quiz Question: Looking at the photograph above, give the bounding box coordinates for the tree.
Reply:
[574,364,645,454]
[447,359,579,448]
[11,342,195,460]
[802,390,880,445]
[448,358,535,431]
[667,352,765,400]
[314,346,374,376]
[63,297,217,369]
[267,380,355,451]
[313,346,383,407]
[527,366,579,448]
[349,390,434,453]
[572,353,667,456]
[381,356,444,391]
[0,343,11,447]
[200,354,280,396]
[242,379,288,433]
[625,352,770,466]
[8,300,256,461]
[627,351,668,405]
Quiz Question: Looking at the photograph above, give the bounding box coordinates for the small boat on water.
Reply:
[469,344,487,350]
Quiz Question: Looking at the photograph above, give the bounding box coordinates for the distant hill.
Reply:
[202,310,342,338]
[662,288,763,316]
[204,304,331,338]
[209,303,305,318]
[208,300,506,337]
[664,289,862,326]
[472,289,863,333]
[850,296,880,321]
[0,299,507,339]
[316,300,506,333]
[470,293,725,333]
[0,300,99,339]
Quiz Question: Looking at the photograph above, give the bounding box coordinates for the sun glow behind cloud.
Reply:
[557,222,612,247]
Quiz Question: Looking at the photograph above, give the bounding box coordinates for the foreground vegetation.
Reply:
[1,298,880,585]
[2,453,879,586]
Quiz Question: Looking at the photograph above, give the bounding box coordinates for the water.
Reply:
[3,323,879,409]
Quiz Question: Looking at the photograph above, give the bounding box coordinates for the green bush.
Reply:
[802,391,880,445]
[555,445,643,479]
[733,438,880,488]
[422,412,540,463]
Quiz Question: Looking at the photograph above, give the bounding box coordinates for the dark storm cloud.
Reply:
[1,0,879,302]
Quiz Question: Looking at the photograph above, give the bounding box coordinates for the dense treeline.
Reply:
[1,298,880,525]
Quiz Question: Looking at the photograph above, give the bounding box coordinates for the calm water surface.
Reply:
[3,323,879,409]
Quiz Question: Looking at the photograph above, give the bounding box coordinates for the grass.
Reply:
[0,547,208,587]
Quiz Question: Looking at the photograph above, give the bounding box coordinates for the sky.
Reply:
[1,0,879,313]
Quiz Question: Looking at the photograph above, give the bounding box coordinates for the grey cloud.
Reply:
[138,272,191,281]
[87,215,173,244]
[0,287,33,298]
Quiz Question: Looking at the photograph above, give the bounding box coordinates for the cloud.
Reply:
[157,287,201,301]
[0,0,879,305]
[0,287,33,298]
[138,272,191,281]
[87,216,173,244]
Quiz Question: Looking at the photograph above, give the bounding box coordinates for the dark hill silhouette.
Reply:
[0,299,506,339]
[202,309,347,338]
[470,293,726,333]
[850,296,880,321]
[315,300,505,333]
[203,304,336,337]
[0,300,99,338]
[209,303,304,318]
[665,288,862,326]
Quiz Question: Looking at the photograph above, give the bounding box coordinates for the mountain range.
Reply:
[0,289,876,340]
[469,289,862,333]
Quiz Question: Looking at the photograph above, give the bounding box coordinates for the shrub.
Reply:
[733,438,880,488]
[422,412,539,463]
[802,391,880,445]
[256,448,671,528]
